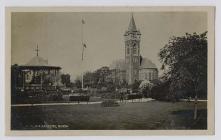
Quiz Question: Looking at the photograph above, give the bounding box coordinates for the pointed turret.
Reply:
[128,13,137,31]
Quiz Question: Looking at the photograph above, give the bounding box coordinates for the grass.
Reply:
[11,100,207,130]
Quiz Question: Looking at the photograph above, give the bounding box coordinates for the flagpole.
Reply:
[81,19,84,90]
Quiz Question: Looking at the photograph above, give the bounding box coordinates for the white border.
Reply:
[0,0,220,140]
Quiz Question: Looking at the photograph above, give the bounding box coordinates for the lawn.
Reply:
[11,100,207,130]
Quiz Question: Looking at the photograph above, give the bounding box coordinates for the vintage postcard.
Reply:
[5,7,215,135]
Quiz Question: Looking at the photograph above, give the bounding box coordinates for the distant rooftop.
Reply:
[110,57,157,70]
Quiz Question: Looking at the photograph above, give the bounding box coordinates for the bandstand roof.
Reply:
[26,56,48,66]
[12,45,61,70]
[22,56,61,70]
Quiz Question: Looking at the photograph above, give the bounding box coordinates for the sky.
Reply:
[11,12,207,81]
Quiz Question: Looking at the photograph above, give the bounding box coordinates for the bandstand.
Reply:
[11,46,61,95]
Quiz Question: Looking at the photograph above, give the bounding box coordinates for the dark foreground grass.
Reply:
[11,100,207,130]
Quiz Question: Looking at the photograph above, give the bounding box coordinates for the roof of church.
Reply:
[140,58,157,69]
[26,56,48,66]
[128,14,137,31]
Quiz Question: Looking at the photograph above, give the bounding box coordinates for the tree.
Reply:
[83,71,95,88]
[139,80,154,97]
[74,79,82,89]
[159,32,207,120]
[150,80,171,101]
[79,66,113,89]
[61,74,71,87]
[93,66,111,88]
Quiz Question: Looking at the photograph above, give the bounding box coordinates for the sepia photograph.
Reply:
[5,7,215,135]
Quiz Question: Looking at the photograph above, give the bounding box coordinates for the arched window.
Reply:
[145,73,148,80]
[127,47,130,54]
[133,47,136,54]
[149,72,151,81]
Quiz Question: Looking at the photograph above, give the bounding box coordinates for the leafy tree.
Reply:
[74,79,82,89]
[139,80,153,97]
[80,66,113,89]
[159,32,207,119]
[150,80,171,101]
[83,71,95,88]
[61,74,71,87]
[95,66,111,88]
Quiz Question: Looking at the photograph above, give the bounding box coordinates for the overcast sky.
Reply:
[11,12,207,81]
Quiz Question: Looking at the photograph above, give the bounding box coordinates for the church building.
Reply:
[111,14,158,85]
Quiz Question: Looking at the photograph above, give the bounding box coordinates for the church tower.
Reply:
[124,14,141,85]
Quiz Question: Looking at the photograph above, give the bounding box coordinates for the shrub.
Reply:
[126,94,143,100]
[150,81,171,101]
[69,95,90,102]
[101,99,119,107]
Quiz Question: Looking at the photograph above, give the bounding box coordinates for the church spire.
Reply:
[128,13,137,31]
